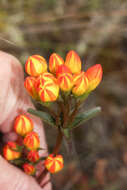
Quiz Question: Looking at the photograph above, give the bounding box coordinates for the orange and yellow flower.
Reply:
[3,142,21,161]
[72,72,89,96]
[14,114,33,136]
[45,154,64,173]
[57,73,73,91]
[65,50,81,74]
[23,163,36,175]
[25,55,47,77]
[56,65,71,77]
[49,53,64,74]
[23,132,40,150]
[24,76,39,99]
[36,72,57,88]
[37,80,59,102]
[27,150,40,163]
[86,64,103,92]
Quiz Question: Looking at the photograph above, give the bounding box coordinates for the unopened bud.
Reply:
[23,132,40,150]
[65,50,81,74]
[45,154,64,173]
[49,53,64,74]
[25,55,47,77]
[14,114,33,136]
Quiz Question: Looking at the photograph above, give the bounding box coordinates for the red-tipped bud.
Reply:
[24,76,39,99]
[65,50,81,74]
[49,53,64,74]
[56,65,71,77]
[3,142,21,161]
[45,154,64,173]
[25,55,47,77]
[14,114,33,136]
[86,64,103,92]
[27,150,40,162]
[72,72,89,96]
[58,73,73,91]
[23,132,40,150]
[23,163,36,176]
[37,81,59,102]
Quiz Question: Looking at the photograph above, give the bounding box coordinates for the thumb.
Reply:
[0,156,42,190]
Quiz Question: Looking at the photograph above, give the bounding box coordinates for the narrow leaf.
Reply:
[69,107,101,129]
[28,108,56,127]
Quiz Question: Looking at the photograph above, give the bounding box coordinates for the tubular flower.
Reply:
[56,65,71,77]
[65,50,81,74]
[23,132,40,150]
[3,142,21,161]
[24,76,39,100]
[57,73,73,91]
[37,81,59,102]
[27,150,40,163]
[86,64,103,92]
[45,154,64,173]
[23,163,36,176]
[25,55,47,77]
[14,114,33,136]
[72,72,89,96]
[49,53,64,74]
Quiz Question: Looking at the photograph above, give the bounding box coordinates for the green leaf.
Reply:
[28,108,56,127]
[69,107,101,129]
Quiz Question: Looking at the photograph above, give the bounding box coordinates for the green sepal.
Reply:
[69,107,101,129]
[11,145,24,152]
[39,101,53,107]
[10,158,25,166]
[37,147,47,151]
[28,108,56,127]
[76,92,89,102]
[61,128,71,139]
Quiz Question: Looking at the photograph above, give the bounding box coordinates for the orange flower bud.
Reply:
[14,114,33,136]
[23,132,40,150]
[36,72,57,89]
[25,55,47,77]
[49,53,64,74]
[58,73,73,91]
[27,150,40,162]
[72,72,89,96]
[37,81,59,102]
[86,64,103,92]
[24,76,39,99]
[23,163,36,175]
[65,50,81,74]
[56,65,71,77]
[45,154,64,173]
[3,142,21,161]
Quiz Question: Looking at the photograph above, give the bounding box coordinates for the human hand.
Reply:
[0,51,52,190]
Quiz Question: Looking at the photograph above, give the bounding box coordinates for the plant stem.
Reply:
[69,101,81,123]
[53,128,63,155]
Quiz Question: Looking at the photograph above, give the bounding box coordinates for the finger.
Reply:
[0,155,42,190]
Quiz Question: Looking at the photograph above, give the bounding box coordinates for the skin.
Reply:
[0,51,52,190]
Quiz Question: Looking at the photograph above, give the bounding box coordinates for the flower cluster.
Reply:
[24,50,103,102]
[3,114,64,175]
[3,114,40,176]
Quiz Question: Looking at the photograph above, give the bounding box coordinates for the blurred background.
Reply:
[0,0,127,189]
